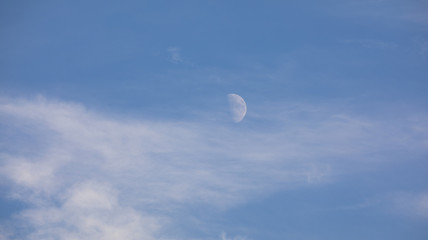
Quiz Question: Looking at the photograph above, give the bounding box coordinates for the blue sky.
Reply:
[1,0,428,239]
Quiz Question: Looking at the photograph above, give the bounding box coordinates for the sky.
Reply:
[0,0,428,239]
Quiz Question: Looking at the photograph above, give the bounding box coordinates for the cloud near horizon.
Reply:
[0,96,427,239]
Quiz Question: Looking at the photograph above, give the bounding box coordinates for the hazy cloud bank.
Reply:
[0,96,427,239]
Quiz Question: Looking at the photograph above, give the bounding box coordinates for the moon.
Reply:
[227,93,247,123]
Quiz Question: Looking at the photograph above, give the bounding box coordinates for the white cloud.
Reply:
[0,96,427,239]
[3,160,55,190]
[335,192,428,219]
[18,181,160,240]
[342,39,398,49]
[221,232,247,240]
[328,0,428,26]
[420,39,428,57]
[167,47,183,63]
[391,192,428,218]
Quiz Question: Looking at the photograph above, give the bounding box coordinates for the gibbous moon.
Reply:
[228,93,247,123]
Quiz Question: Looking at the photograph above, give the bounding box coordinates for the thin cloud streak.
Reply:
[390,192,428,218]
[341,39,398,49]
[335,191,428,219]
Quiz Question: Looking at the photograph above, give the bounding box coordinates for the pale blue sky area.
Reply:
[1,1,427,239]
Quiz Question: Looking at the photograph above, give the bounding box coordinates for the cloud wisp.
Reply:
[0,96,427,239]
[167,47,183,64]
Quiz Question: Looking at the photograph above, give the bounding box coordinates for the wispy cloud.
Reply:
[221,232,248,240]
[0,96,427,239]
[341,39,398,49]
[419,39,428,57]
[328,0,428,26]
[167,47,183,63]
[336,191,428,219]
[390,192,428,218]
